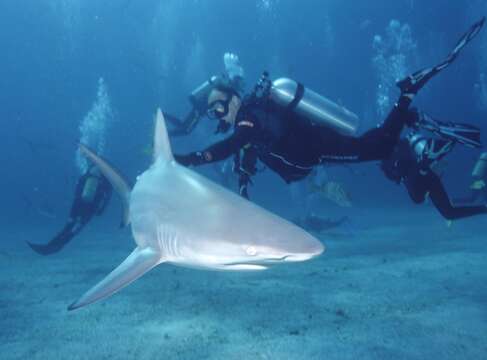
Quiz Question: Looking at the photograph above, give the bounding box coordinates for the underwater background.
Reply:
[1,0,487,359]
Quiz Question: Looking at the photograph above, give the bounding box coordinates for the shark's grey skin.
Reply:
[69,109,324,310]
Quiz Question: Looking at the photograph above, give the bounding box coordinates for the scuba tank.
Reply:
[472,152,487,179]
[264,76,359,136]
[408,133,429,161]
[407,132,454,168]
[82,176,99,203]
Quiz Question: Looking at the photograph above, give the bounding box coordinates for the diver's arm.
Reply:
[167,109,202,136]
[175,121,256,166]
[237,146,258,199]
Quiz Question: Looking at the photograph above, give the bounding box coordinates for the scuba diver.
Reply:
[381,126,487,220]
[174,18,486,201]
[27,165,112,255]
[166,53,245,136]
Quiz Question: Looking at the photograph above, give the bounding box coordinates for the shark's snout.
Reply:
[251,241,324,264]
[283,251,321,262]
[280,246,324,263]
[281,237,325,262]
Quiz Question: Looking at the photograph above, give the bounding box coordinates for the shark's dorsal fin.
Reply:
[153,108,174,163]
[79,144,131,227]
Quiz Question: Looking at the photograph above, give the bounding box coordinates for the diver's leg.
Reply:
[425,171,487,220]
[404,172,429,204]
[318,105,419,163]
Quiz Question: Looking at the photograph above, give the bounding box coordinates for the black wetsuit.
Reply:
[381,139,487,220]
[28,170,112,255]
[176,95,416,185]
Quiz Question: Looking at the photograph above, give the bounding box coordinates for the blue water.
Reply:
[1,1,487,359]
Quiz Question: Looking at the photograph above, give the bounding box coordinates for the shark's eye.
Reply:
[246,246,257,256]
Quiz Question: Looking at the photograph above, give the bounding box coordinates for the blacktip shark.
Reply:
[69,109,324,310]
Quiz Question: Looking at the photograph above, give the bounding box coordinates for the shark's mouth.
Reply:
[222,253,316,269]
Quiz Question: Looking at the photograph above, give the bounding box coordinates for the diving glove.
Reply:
[174,152,205,167]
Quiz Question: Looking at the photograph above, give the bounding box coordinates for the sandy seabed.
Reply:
[1,208,486,359]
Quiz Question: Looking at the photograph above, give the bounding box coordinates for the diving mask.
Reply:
[207,98,231,120]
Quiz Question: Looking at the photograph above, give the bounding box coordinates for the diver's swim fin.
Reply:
[436,123,481,148]
[418,113,482,148]
[27,234,76,255]
[397,17,485,94]
[27,222,85,255]
[27,241,62,255]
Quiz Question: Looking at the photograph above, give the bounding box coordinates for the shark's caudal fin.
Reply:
[68,247,160,310]
[153,108,174,163]
[79,144,131,227]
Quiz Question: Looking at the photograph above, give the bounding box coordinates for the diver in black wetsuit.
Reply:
[27,165,112,255]
[382,132,487,220]
[175,19,485,201]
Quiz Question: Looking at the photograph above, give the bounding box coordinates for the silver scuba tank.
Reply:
[269,78,360,136]
[472,152,487,179]
[408,133,428,161]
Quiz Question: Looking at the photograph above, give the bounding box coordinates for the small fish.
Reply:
[309,181,352,207]
[297,215,348,233]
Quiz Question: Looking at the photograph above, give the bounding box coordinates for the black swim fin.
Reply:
[418,113,482,148]
[26,241,63,255]
[435,122,482,148]
[397,17,486,94]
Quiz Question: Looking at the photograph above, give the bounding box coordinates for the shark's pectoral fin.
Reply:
[68,247,161,311]
[79,144,131,227]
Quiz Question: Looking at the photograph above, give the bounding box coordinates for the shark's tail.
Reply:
[68,247,160,310]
